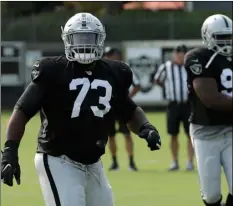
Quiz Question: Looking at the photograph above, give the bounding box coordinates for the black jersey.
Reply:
[15,56,137,164]
[184,47,232,126]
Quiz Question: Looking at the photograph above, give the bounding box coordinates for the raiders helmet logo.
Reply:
[190,63,202,75]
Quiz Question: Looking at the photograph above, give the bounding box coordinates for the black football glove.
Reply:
[138,123,161,151]
[1,140,21,187]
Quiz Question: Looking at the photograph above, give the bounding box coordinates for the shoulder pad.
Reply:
[31,56,65,82]
[184,48,214,77]
[184,48,199,63]
[101,59,133,89]
[31,58,47,82]
[104,59,133,89]
[185,48,213,64]
[119,61,133,89]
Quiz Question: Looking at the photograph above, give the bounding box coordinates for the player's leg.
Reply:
[34,153,86,206]
[192,137,222,205]
[182,103,194,170]
[108,118,119,170]
[167,103,180,171]
[86,160,114,206]
[225,193,233,206]
[221,130,232,206]
[119,121,138,171]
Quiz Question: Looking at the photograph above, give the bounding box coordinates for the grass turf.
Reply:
[1,111,228,206]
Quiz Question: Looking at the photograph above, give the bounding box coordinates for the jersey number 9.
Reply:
[220,68,232,97]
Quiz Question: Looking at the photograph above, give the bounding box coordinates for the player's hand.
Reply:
[138,123,161,151]
[1,140,21,187]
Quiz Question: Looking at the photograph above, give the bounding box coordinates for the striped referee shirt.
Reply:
[154,61,188,103]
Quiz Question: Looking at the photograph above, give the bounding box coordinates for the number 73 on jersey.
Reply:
[69,78,112,118]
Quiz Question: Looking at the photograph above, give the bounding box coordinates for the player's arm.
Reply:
[129,86,140,98]
[153,63,166,87]
[129,71,140,98]
[1,60,46,187]
[115,63,161,151]
[6,80,45,140]
[127,107,149,133]
[185,52,232,111]
[193,78,232,111]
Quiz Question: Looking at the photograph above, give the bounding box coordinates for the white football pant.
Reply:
[34,153,114,206]
[191,130,232,204]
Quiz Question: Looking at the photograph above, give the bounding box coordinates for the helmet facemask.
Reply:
[61,29,106,64]
[202,29,232,57]
[213,33,232,56]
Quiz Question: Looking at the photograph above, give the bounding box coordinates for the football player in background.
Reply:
[1,13,162,206]
[103,47,140,171]
[184,14,232,206]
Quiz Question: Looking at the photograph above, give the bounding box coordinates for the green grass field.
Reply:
[1,111,228,206]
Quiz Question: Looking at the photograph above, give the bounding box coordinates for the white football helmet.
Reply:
[201,14,232,56]
[61,13,106,64]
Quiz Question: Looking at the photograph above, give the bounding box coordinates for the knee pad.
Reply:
[203,196,222,206]
[225,193,233,206]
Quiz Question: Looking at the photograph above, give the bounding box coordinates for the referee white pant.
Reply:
[34,153,114,206]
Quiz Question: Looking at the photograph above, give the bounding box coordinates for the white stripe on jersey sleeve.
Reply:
[154,63,166,82]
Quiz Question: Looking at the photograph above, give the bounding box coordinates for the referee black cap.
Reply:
[104,46,122,56]
[174,44,188,53]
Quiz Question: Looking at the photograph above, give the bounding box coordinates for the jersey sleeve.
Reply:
[184,50,214,81]
[154,63,166,82]
[121,62,134,89]
[31,58,51,84]
[114,62,138,122]
[14,58,49,120]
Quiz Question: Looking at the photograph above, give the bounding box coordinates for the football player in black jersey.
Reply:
[1,13,161,206]
[184,14,232,206]
[103,47,140,171]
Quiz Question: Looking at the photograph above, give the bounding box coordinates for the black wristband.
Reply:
[2,140,20,164]
[138,122,157,134]
[4,140,20,151]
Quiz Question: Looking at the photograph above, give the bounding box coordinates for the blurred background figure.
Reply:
[154,45,194,171]
[103,47,140,171]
